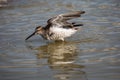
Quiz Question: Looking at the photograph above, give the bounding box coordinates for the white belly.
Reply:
[49,27,77,40]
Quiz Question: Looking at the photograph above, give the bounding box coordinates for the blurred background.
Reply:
[0,0,120,80]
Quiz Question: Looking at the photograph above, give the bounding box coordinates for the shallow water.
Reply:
[0,0,120,80]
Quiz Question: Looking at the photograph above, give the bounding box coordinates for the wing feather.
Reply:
[48,11,85,23]
[45,11,85,29]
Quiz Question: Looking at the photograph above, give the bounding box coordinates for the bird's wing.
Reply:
[45,11,85,28]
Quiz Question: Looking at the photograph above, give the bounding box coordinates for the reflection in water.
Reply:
[0,0,120,80]
[35,41,87,80]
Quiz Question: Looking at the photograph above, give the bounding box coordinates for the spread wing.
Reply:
[45,11,85,28]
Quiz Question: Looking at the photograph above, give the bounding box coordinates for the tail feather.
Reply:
[73,24,83,27]
[72,23,83,30]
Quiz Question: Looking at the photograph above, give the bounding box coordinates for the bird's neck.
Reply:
[39,28,45,34]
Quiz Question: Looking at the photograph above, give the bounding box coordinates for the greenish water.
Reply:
[0,0,120,80]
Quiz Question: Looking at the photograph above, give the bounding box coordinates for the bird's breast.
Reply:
[48,27,77,40]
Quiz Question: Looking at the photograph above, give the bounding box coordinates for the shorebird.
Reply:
[25,11,85,41]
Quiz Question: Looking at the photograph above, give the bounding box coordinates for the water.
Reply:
[0,0,120,80]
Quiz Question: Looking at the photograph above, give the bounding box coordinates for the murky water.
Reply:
[0,0,120,80]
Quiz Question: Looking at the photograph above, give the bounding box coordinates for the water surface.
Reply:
[0,0,120,80]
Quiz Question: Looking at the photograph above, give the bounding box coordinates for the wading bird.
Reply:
[25,11,85,41]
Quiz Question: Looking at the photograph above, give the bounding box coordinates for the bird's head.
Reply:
[25,26,43,40]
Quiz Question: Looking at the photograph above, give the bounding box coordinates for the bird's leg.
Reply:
[55,38,64,42]
[60,38,64,41]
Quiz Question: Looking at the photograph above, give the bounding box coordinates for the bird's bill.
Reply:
[25,31,36,40]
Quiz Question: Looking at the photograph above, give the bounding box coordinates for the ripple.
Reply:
[0,0,120,80]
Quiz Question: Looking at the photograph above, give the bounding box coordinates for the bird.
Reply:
[25,11,85,41]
